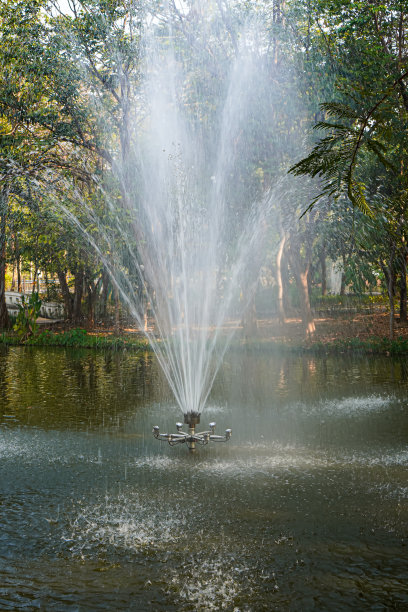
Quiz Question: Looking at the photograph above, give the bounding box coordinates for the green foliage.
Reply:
[25,328,149,351]
[289,0,408,217]
[44,282,62,303]
[0,332,20,345]
[7,313,17,327]
[13,292,42,341]
[0,326,150,350]
[1,0,408,340]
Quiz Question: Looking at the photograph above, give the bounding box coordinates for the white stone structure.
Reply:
[5,292,64,320]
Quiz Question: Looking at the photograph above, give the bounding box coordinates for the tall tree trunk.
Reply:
[388,267,395,340]
[0,192,10,329]
[281,253,290,312]
[297,267,316,339]
[288,249,315,339]
[307,262,314,298]
[16,244,21,293]
[11,264,16,291]
[0,253,9,329]
[276,234,286,324]
[57,270,73,319]
[114,284,121,335]
[100,270,110,320]
[381,247,396,340]
[340,254,346,296]
[399,254,407,323]
[73,268,84,323]
[32,260,38,294]
[86,274,102,327]
[87,283,95,326]
[319,246,327,296]
[45,270,49,301]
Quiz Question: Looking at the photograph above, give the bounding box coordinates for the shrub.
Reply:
[13,293,42,341]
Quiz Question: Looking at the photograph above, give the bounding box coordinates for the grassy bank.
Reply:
[0,328,150,351]
[1,326,408,356]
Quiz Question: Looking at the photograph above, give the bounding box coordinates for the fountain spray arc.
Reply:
[71,24,270,450]
[143,40,265,450]
[125,34,267,450]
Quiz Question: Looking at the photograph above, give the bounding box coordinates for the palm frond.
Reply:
[320,101,360,121]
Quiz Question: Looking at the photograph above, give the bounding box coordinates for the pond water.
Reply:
[0,345,407,610]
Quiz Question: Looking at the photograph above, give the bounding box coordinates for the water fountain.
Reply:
[153,413,232,451]
[76,26,271,450]
[2,6,408,610]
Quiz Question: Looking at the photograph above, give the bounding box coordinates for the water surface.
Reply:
[0,346,407,610]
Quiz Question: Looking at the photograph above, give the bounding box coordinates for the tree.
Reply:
[284,0,408,336]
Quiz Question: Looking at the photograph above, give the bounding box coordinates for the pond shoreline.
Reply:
[1,325,408,355]
[0,328,149,351]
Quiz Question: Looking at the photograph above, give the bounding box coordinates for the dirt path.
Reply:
[256,311,407,345]
[39,310,406,347]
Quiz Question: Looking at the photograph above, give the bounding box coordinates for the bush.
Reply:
[13,293,42,341]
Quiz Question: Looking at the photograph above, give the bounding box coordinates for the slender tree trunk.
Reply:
[45,270,49,301]
[381,248,396,340]
[73,268,84,323]
[100,271,110,320]
[0,192,10,329]
[307,262,314,298]
[281,253,290,312]
[86,274,102,327]
[32,258,39,294]
[87,284,95,326]
[288,249,315,339]
[114,284,121,335]
[319,246,327,296]
[16,243,21,293]
[11,264,16,291]
[0,253,9,329]
[399,254,407,323]
[298,267,316,339]
[389,268,395,340]
[276,234,286,324]
[57,270,73,319]
[340,254,346,296]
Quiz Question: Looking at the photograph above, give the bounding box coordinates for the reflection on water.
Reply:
[0,346,407,610]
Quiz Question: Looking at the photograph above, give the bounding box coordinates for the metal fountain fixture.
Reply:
[153,411,231,451]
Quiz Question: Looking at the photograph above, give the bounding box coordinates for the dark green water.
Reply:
[0,345,407,610]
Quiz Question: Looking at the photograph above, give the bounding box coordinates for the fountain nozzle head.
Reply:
[153,413,231,450]
[184,411,201,427]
